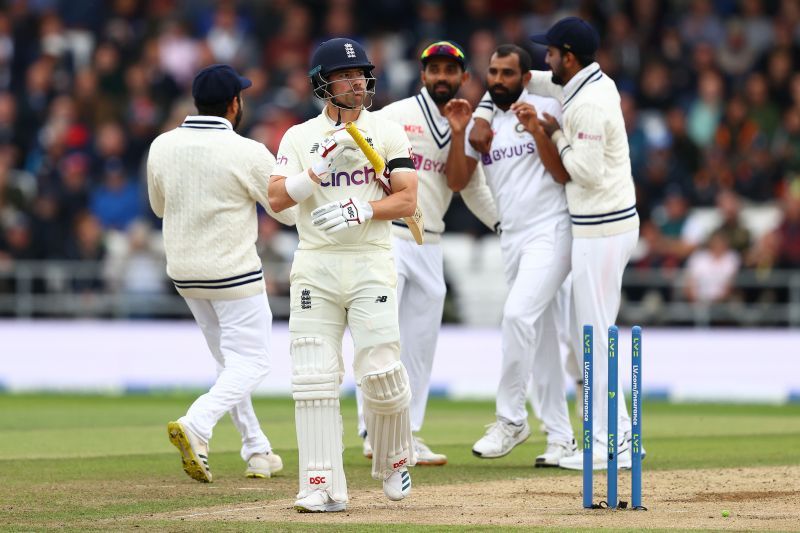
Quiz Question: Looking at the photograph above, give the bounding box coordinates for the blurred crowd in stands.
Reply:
[0,0,799,314]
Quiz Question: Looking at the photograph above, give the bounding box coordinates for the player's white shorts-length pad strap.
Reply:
[360,362,416,479]
[291,337,348,504]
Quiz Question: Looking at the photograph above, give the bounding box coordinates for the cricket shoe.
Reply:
[535,438,577,467]
[245,452,283,478]
[558,438,634,471]
[383,468,412,501]
[294,489,347,513]
[167,421,212,482]
[362,433,373,459]
[414,437,447,466]
[472,420,531,458]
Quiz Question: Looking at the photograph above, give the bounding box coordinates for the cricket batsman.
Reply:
[268,38,419,512]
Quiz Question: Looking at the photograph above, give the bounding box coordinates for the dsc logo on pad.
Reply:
[392,458,407,469]
[309,476,327,485]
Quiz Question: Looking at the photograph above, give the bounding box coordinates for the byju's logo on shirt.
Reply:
[411,153,445,175]
[481,142,535,165]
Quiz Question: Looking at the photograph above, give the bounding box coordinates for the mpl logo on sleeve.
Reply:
[404,124,424,136]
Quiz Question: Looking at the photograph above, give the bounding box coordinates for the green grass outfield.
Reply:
[0,394,798,531]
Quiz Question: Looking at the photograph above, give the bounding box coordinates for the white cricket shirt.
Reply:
[273,109,412,251]
[474,63,639,238]
[465,92,569,235]
[376,88,498,242]
[147,115,296,300]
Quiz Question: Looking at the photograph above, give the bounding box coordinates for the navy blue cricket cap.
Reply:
[530,16,599,56]
[192,64,252,105]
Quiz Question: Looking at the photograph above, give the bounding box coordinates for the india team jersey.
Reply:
[465,92,568,235]
[274,109,412,250]
[376,88,498,238]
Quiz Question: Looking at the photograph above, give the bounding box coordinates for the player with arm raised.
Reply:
[470,18,641,471]
[353,41,500,466]
[465,45,577,467]
[268,38,419,512]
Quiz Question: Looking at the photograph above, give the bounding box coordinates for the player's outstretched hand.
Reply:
[311,130,357,179]
[468,117,493,154]
[443,98,473,134]
[311,197,374,233]
[511,102,543,135]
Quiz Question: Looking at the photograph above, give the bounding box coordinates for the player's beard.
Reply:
[550,59,567,86]
[489,82,523,107]
[426,80,459,104]
[233,102,243,129]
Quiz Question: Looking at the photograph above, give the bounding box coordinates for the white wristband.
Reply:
[285,170,316,203]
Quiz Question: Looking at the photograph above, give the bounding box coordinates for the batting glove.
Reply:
[310,130,356,178]
[311,197,374,234]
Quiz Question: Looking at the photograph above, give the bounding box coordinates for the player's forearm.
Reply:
[526,71,564,99]
[370,183,417,220]
[532,128,570,184]
[268,175,299,212]
[461,183,499,231]
[445,130,471,192]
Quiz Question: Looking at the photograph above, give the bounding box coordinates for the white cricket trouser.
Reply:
[530,276,579,419]
[180,292,273,461]
[496,219,573,444]
[572,228,638,445]
[556,274,582,383]
[356,236,445,435]
[288,249,401,380]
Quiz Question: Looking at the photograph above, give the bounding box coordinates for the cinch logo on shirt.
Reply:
[276,155,288,165]
[321,166,378,187]
[412,153,445,174]
[481,142,535,165]
[578,132,602,141]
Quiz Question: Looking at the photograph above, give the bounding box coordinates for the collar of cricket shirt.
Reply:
[416,87,450,148]
[180,115,233,131]
[562,62,602,110]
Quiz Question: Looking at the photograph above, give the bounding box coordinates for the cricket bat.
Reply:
[344,122,425,245]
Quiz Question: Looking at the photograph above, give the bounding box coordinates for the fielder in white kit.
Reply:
[268,38,419,512]
[354,40,500,465]
[464,45,577,466]
[148,64,294,483]
[471,17,641,470]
